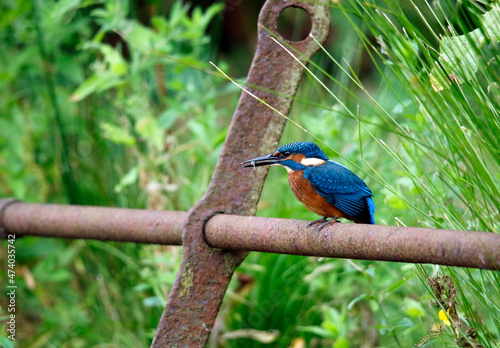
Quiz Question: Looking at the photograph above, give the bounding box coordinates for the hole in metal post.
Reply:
[277,6,312,42]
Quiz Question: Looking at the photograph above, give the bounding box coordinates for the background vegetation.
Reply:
[0,0,499,347]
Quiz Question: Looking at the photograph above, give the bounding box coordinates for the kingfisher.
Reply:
[241,141,375,229]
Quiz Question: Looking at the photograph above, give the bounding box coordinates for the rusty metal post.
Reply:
[151,0,330,346]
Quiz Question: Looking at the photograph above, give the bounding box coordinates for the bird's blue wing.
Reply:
[304,161,374,221]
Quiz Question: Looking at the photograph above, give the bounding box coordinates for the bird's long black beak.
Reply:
[241,154,283,168]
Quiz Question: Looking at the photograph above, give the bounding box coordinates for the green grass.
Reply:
[0,0,499,347]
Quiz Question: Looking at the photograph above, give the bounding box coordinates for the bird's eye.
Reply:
[283,151,291,156]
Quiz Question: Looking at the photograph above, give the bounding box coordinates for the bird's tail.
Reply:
[366,197,376,224]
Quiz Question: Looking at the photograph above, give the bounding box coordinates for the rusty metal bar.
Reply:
[0,200,184,244]
[2,200,499,270]
[205,215,500,270]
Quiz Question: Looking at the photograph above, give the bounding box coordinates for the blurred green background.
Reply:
[1,0,499,347]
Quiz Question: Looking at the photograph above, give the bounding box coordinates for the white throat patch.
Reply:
[300,158,326,166]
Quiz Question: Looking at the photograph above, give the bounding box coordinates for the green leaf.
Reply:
[394,317,415,329]
[121,21,153,54]
[297,325,333,338]
[158,108,180,131]
[70,71,124,102]
[0,336,15,348]
[114,166,138,193]
[385,192,407,210]
[403,298,426,318]
[100,45,128,75]
[439,31,484,81]
[387,278,409,293]
[429,4,500,90]
[50,0,82,22]
[482,4,500,42]
[334,337,350,348]
[100,122,136,146]
[151,16,168,34]
[135,116,163,151]
[347,293,369,311]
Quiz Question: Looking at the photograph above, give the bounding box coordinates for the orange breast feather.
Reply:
[288,171,348,219]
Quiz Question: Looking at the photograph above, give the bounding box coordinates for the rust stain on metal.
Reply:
[152,0,330,346]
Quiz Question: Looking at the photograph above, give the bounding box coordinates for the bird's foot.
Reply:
[316,217,340,231]
[306,217,328,228]
[307,217,340,231]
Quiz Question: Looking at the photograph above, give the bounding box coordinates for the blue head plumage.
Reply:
[275,141,329,161]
